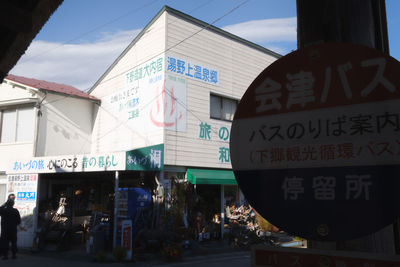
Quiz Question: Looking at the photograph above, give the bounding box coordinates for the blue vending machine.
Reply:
[117,188,152,246]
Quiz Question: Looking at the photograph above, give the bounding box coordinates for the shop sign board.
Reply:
[7,152,126,174]
[126,144,164,171]
[252,245,400,267]
[166,53,219,85]
[101,55,187,152]
[197,120,232,164]
[230,43,400,241]
[7,174,38,234]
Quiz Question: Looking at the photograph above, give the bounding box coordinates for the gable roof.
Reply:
[5,74,98,101]
[88,5,281,94]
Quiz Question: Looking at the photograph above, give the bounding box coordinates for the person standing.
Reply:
[0,194,21,260]
[1,194,16,208]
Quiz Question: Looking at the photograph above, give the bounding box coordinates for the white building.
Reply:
[90,5,279,185]
[0,74,98,246]
[1,6,280,248]
[88,6,280,238]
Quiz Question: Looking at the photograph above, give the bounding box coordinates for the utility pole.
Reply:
[296,0,397,254]
[297,0,389,53]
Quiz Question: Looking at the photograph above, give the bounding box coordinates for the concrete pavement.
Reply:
[5,240,251,267]
[4,250,251,267]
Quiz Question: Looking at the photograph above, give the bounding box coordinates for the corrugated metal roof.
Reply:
[5,74,98,101]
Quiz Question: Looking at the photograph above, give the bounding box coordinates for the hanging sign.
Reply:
[230,43,400,241]
[126,144,164,171]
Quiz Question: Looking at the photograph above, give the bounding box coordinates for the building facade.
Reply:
[1,6,280,248]
[0,75,98,246]
[89,6,279,184]
[88,6,280,239]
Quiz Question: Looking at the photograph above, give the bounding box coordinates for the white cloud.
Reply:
[222,17,297,53]
[11,18,297,91]
[11,29,141,91]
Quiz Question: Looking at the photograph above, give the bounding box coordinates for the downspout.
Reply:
[32,91,46,157]
[32,90,46,241]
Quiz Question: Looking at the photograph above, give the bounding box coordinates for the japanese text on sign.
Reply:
[198,121,231,163]
[282,175,372,201]
[167,56,218,85]
[126,144,164,171]
[255,57,395,113]
[125,57,163,86]
[238,99,400,169]
[9,153,125,174]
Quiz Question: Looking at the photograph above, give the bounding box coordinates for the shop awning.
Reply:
[186,169,237,185]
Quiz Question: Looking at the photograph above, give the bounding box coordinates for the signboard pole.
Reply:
[220,185,225,240]
[296,0,395,253]
[33,174,40,234]
[113,170,119,248]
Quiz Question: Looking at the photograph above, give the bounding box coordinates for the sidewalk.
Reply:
[8,240,244,266]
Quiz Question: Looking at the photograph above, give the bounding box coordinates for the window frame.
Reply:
[210,93,238,122]
[0,104,35,143]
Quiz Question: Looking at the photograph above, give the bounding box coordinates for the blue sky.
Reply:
[11,0,400,91]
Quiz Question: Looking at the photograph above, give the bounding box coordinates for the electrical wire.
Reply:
[40,0,247,152]
[18,0,213,67]
[86,0,251,92]
[89,89,165,147]
[39,0,218,105]
[18,0,164,64]
[162,86,223,137]
[86,0,248,146]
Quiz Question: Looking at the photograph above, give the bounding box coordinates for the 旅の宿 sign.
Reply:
[230,43,400,241]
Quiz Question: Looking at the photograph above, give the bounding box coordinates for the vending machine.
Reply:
[116,188,152,247]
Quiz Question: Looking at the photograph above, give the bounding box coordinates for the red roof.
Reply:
[5,74,98,101]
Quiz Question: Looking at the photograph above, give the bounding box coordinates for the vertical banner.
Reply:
[101,55,165,151]
[121,220,132,260]
[7,174,38,234]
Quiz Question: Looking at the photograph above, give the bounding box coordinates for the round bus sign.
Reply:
[230,43,400,241]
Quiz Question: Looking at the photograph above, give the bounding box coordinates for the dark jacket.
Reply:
[0,205,21,234]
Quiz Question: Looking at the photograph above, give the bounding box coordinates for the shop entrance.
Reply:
[37,171,115,251]
[36,170,158,252]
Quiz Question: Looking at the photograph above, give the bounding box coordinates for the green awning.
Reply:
[186,169,237,185]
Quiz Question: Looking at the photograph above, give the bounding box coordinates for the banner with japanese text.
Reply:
[7,174,38,234]
[100,55,166,151]
[7,152,126,174]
